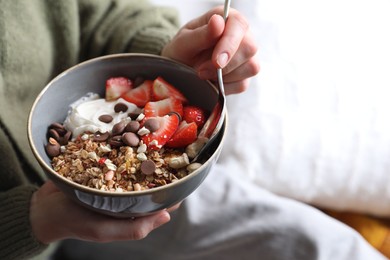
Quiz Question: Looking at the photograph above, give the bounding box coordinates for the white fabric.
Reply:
[221,0,390,216]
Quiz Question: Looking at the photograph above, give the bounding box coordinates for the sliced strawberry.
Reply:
[121,80,152,107]
[141,114,180,150]
[105,77,133,101]
[166,121,198,148]
[152,76,188,103]
[144,97,183,118]
[183,105,208,128]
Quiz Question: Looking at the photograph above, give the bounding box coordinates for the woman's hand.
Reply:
[30,181,178,244]
[162,6,260,95]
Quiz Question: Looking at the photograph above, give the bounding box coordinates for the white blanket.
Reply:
[222,0,390,217]
[152,0,390,217]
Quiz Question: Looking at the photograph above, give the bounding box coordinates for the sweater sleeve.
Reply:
[0,186,48,260]
[0,124,48,259]
[77,0,180,60]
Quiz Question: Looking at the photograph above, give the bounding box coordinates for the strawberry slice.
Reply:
[152,76,188,103]
[183,105,208,128]
[166,121,198,148]
[105,77,133,101]
[121,80,152,107]
[144,97,183,118]
[142,114,180,150]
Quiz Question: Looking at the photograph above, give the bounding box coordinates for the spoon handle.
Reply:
[223,0,231,21]
[190,0,232,163]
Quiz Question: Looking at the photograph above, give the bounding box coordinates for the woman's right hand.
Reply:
[30,181,177,244]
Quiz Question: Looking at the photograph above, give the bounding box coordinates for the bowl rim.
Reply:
[27,53,227,197]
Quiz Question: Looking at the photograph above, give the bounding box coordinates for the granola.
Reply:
[51,135,195,192]
[46,76,209,192]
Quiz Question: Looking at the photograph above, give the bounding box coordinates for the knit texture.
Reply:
[0,0,179,259]
[0,186,46,260]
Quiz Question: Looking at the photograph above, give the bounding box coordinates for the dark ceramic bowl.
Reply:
[28,53,226,218]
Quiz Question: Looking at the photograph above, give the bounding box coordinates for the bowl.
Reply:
[28,53,226,218]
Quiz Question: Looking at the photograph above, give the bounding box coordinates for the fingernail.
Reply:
[217,52,229,68]
[153,212,170,229]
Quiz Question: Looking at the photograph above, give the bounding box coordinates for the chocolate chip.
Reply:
[109,135,123,148]
[143,118,160,132]
[114,102,128,113]
[48,129,60,141]
[124,121,140,133]
[121,132,140,147]
[55,128,67,136]
[128,112,141,120]
[93,131,110,142]
[99,114,113,123]
[45,138,61,157]
[140,160,156,175]
[59,130,72,145]
[111,121,126,136]
[49,122,65,131]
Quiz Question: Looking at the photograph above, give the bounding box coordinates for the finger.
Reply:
[36,180,61,197]
[162,14,225,65]
[185,6,225,29]
[222,57,261,83]
[126,211,171,239]
[183,14,225,55]
[212,10,249,68]
[224,78,251,95]
[198,54,260,83]
[221,31,258,74]
[166,202,182,212]
[77,210,171,242]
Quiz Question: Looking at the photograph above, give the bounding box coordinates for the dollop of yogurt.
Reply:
[63,93,139,139]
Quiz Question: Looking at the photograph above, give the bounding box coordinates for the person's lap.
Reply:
[50,164,385,260]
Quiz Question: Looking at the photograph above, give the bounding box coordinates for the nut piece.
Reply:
[137,127,150,136]
[186,162,202,173]
[104,170,115,181]
[185,137,209,159]
[45,138,61,157]
[137,152,147,161]
[168,153,190,169]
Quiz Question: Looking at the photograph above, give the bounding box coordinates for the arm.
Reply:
[77,0,181,60]
[0,124,48,260]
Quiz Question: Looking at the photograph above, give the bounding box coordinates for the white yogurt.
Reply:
[63,93,139,139]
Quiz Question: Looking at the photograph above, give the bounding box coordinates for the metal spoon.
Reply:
[190,0,231,162]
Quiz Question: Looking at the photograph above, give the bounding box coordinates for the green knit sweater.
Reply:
[0,0,179,259]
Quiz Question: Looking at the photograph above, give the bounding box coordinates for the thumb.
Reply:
[36,180,61,197]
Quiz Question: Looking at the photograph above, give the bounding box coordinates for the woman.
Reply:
[0,0,258,259]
